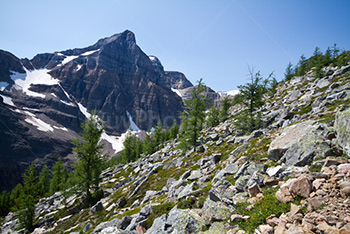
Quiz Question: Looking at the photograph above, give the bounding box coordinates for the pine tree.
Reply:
[169,119,179,139]
[296,54,307,76]
[38,165,51,197]
[49,158,65,194]
[219,97,232,122]
[233,68,270,133]
[206,106,220,127]
[18,194,35,231]
[72,112,104,203]
[18,164,38,231]
[284,62,294,81]
[179,79,209,149]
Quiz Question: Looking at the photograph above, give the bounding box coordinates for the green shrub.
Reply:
[231,187,290,233]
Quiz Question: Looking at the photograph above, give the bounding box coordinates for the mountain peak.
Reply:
[94,30,136,48]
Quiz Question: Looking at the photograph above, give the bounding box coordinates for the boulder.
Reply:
[91,218,120,234]
[117,216,132,230]
[268,121,316,161]
[140,205,153,217]
[90,202,103,214]
[248,182,261,197]
[145,214,167,234]
[202,198,233,223]
[266,165,284,177]
[187,170,202,181]
[338,164,350,174]
[166,207,204,233]
[117,196,126,208]
[290,176,313,198]
[177,182,195,200]
[335,108,350,156]
[136,225,146,234]
[276,179,296,203]
[209,179,237,205]
[83,223,92,233]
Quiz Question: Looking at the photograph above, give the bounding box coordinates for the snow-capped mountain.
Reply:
[0,30,193,191]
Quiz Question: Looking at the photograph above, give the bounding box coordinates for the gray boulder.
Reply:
[202,198,233,224]
[335,108,350,156]
[91,218,120,234]
[117,216,132,230]
[166,207,204,233]
[145,214,167,234]
[280,132,332,166]
[90,202,103,214]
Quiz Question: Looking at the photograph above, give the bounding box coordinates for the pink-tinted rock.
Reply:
[290,176,313,198]
[338,164,350,174]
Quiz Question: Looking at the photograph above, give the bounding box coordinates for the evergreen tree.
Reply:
[18,164,38,231]
[18,194,35,232]
[72,112,104,203]
[0,191,11,217]
[219,97,232,122]
[169,119,179,139]
[284,62,294,81]
[233,68,270,133]
[38,165,51,197]
[22,164,39,198]
[296,54,307,76]
[179,79,209,149]
[206,106,220,127]
[49,158,65,194]
[143,130,154,155]
[10,183,23,209]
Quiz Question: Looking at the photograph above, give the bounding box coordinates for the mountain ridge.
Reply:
[0,30,193,191]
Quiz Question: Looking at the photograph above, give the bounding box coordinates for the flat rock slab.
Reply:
[268,121,316,161]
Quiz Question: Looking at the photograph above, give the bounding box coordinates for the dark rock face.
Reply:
[0,50,25,84]
[42,30,189,132]
[0,30,193,191]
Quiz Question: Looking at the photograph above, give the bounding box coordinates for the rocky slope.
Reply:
[2,62,350,233]
[0,30,193,191]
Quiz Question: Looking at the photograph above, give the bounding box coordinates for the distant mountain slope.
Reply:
[0,30,193,191]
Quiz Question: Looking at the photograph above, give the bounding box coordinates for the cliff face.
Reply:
[0,30,193,191]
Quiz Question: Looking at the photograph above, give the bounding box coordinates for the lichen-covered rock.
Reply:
[335,108,350,156]
[268,121,316,161]
[166,207,204,233]
[202,198,233,223]
[145,214,167,234]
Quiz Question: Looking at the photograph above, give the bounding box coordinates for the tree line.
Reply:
[0,113,105,231]
[284,44,350,80]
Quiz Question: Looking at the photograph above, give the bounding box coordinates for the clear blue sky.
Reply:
[1,0,349,91]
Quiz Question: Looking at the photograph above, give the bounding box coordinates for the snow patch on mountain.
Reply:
[101,132,128,153]
[53,126,68,132]
[25,116,54,132]
[81,49,100,56]
[149,56,156,61]
[76,64,82,71]
[0,94,15,107]
[60,100,75,106]
[61,55,79,65]
[77,103,91,119]
[171,88,182,97]
[126,111,140,131]
[218,90,239,97]
[11,69,59,98]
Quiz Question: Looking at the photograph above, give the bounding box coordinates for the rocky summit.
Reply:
[0,30,194,191]
[1,52,350,233]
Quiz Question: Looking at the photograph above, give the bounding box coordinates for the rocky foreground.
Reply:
[1,64,350,233]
